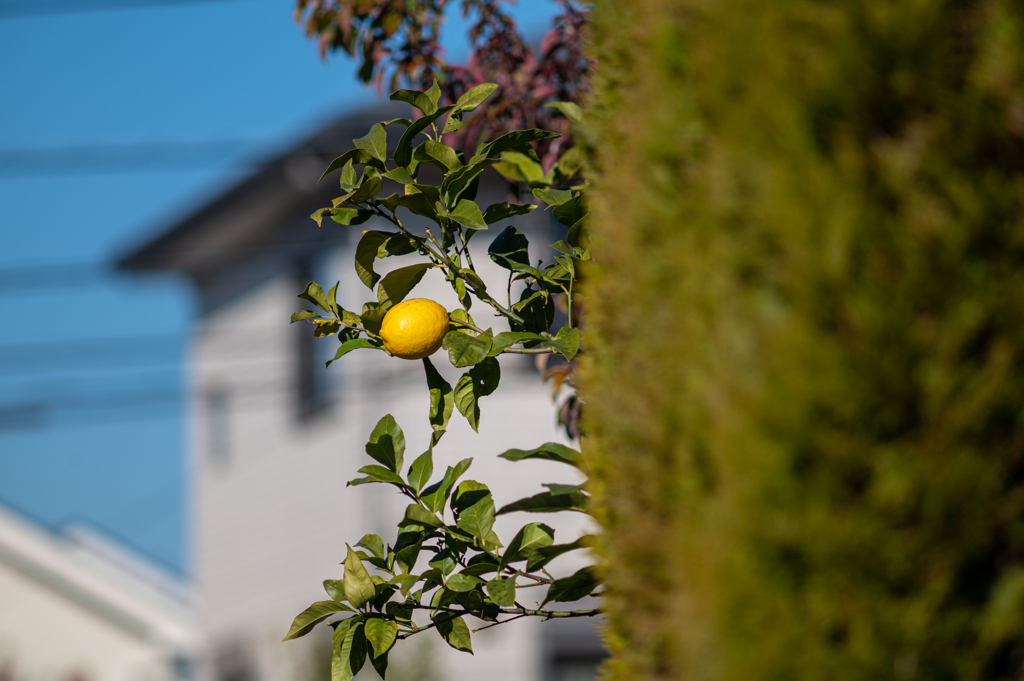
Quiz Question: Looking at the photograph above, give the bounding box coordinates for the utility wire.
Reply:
[0,382,309,431]
[0,139,266,176]
[0,0,252,19]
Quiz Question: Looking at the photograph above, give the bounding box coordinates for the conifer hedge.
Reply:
[583,1,1024,679]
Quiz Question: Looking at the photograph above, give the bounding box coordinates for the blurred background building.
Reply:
[0,3,600,679]
[0,503,194,681]
[117,103,603,681]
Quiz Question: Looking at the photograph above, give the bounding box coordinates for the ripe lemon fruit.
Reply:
[379,298,450,360]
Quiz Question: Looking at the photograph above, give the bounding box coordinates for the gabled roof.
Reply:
[0,503,194,648]
[116,102,401,280]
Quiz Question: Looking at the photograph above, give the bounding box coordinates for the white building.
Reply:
[0,503,195,681]
[118,103,604,681]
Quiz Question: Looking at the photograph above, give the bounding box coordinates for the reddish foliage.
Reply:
[294,0,589,165]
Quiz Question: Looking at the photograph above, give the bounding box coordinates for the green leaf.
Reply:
[414,140,463,172]
[348,464,408,488]
[499,442,582,467]
[399,503,443,529]
[433,614,473,654]
[389,573,419,596]
[532,187,573,207]
[443,329,494,368]
[485,577,516,607]
[567,216,588,249]
[488,226,530,270]
[425,80,442,107]
[407,445,434,494]
[452,480,495,540]
[454,83,498,112]
[332,621,368,681]
[423,358,454,440]
[382,117,413,128]
[511,288,554,334]
[365,414,406,473]
[446,573,484,592]
[383,166,416,185]
[283,600,354,640]
[339,160,358,189]
[544,101,583,123]
[394,105,455,168]
[482,202,536,224]
[324,579,347,602]
[449,308,477,328]
[442,110,465,134]
[348,176,384,204]
[475,129,561,161]
[526,536,590,572]
[493,150,545,184]
[298,281,330,312]
[344,545,376,610]
[459,268,488,296]
[360,307,387,335]
[390,88,436,116]
[544,482,584,495]
[543,567,598,605]
[355,231,393,289]
[448,199,488,230]
[554,194,585,229]
[489,331,546,355]
[312,206,374,226]
[370,651,388,679]
[354,123,387,162]
[502,522,555,566]
[325,281,340,315]
[429,550,456,576]
[393,535,422,575]
[326,338,383,368]
[377,263,432,308]
[452,357,501,432]
[553,146,586,182]
[462,554,500,577]
[421,458,473,513]
[291,309,322,323]
[441,159,498,205]
[497,490,589,515]
[364,619,398,659]
[357,534,385,560]
[320,149,386,181]
[396,192,441,224]
[455,277,471,310]
[312,319,342,338]
[542,327,581,361]
[378,193,401,213]
[378,233,419,257]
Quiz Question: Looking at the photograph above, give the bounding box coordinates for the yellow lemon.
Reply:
[380,298,449,359]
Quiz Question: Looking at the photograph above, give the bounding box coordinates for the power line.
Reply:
[0,139,263,176]
[0,0,251,19]
[0,381,305,431]
[0,239,358,294]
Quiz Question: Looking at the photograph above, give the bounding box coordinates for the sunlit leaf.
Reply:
[283,600,354,641]
[344,545,376,610]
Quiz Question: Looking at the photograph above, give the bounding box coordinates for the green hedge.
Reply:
[582,1,1024,679]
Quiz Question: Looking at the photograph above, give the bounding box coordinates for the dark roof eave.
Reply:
[115,102,401,278]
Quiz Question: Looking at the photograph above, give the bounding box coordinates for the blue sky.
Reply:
[0,0,560,574]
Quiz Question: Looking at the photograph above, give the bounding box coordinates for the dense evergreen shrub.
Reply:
[583,1,1024,679]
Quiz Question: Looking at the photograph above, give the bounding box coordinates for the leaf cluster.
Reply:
[291,82,590,439]
[284,416,598,680]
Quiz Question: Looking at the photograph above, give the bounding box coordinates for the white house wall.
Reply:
[189,213,595,681]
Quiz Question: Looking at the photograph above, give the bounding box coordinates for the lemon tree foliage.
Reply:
[285,83,597,680]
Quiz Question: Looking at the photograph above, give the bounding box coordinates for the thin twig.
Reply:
[473,613,528,633]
